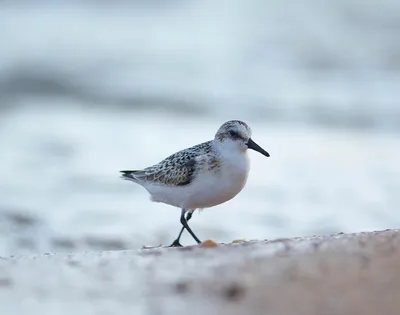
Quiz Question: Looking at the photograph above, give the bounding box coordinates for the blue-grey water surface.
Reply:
[0,0,399,255]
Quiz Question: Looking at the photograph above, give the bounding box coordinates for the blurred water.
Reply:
[0,0,399,255]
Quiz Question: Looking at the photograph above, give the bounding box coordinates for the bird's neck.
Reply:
[213,140,249,165]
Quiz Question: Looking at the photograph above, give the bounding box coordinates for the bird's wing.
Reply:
[120,141,212,187]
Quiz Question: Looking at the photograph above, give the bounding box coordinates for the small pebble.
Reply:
[142,244,162,249]
[200,240,218,248]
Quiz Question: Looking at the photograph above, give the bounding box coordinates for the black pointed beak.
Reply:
[246,138,270,157]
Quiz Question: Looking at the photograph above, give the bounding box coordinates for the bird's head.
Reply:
[214,120,270,157]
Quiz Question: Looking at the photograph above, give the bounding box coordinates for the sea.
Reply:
[0,0,399,256]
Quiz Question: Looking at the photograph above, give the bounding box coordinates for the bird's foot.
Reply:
[169,239,183,247]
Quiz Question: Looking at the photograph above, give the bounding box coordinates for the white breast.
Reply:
[182,151,250,209]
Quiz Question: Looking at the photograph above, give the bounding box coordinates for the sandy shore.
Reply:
[1,229,400,315]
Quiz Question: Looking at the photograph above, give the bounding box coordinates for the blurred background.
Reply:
[0,0,399,256]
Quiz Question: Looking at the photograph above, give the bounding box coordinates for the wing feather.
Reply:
[120,141,212,186]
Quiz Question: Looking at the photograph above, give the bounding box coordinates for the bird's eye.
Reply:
[229,130,239,138]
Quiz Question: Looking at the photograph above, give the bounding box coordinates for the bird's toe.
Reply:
[169,240,183,247]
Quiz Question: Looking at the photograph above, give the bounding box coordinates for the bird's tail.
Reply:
[120,170,142,182]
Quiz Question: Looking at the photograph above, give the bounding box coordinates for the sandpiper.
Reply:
[120,120,270,247]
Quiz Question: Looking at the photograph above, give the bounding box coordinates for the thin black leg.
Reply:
[169,211,193,247]
[179,209,201,244]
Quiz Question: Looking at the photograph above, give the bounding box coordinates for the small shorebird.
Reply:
[120,120,270,247]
